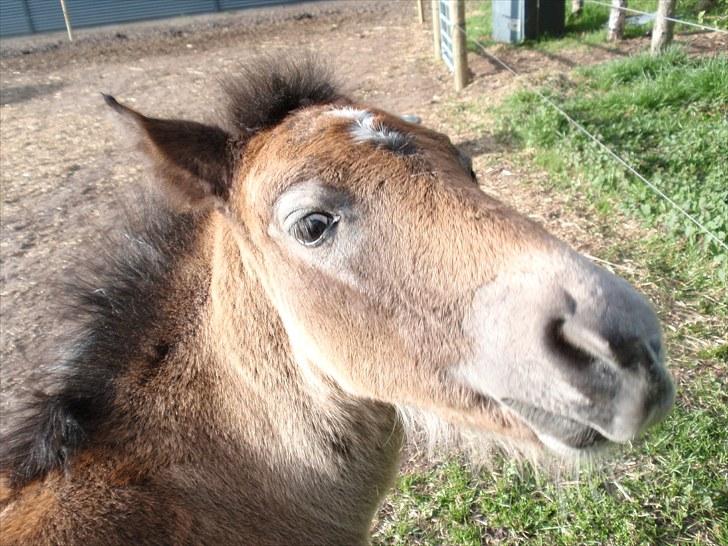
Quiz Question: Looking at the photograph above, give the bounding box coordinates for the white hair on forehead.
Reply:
[326,106,370,120]
[326,106,411,152]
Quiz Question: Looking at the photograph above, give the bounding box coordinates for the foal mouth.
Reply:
[503,399,609,451]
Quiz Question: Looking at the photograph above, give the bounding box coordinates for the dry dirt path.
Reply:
[1,0,723,439]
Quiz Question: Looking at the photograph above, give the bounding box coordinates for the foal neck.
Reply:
[197,216,402,543]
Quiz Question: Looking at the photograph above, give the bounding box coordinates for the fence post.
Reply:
[417,0,425,23]
[59,0,73,41]
[451,0,468,92]
[432,0,442,60]
[651,0,676,54]
[607,0,627,41]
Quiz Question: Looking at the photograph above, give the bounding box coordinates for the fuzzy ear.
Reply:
[103,94,233,209]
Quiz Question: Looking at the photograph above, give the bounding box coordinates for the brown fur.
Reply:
[0,58,672,545]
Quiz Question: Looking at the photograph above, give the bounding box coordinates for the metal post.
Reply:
[59,0,73,42]
[450,0,467,92]
[432,0,442,60]
[651,0,676,55]
[417,0,425,23]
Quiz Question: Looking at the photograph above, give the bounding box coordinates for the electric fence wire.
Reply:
[458,26,728,252]
[584,0,728,34]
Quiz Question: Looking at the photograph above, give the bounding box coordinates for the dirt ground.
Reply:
[1,0,725,423]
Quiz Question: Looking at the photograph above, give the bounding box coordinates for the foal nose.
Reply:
[543,286,674,437]
[461,245,675,445]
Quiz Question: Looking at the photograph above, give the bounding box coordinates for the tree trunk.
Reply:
[572,0,584,15]
[607,0,627,41]
[651,0,677,55]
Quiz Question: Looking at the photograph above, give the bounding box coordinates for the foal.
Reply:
[0,59,673,545]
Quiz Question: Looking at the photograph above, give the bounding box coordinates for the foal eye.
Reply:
[291,212,338,247]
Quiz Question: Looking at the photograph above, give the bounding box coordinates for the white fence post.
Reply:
[607,0,627,41]
[60,0,73,41]
[432,0,442,60]
[451,0,468,92]
[651,0,677,54]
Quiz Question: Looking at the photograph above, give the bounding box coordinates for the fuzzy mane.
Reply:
[0,58,342,488]
[0,209,204,487]
[222,55,341,136]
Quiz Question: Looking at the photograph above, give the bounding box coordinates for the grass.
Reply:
[465,0,728,52]
[376,389,728,545]
[377,377,728,545]
[373,38,727,546]
[497,49,728,268]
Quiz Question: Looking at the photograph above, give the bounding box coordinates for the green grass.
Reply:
[376,384,728,545]
[497,49,728,267]
[374,44,727,546]
[465,0,728,52]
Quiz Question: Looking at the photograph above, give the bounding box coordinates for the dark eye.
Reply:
[291,212,338,247]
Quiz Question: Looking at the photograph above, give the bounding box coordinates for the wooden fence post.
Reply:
[607,0,627,41]
[417,0,425,23]
[651,0,676,54]
[59,0,73,41]
[432,0,442,60]
[451,0,468,92]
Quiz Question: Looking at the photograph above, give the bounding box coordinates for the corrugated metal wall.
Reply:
[0,0,300,38]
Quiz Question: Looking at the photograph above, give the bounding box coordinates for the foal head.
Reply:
[108,59,673,458]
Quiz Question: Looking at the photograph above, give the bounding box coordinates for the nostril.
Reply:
[546,316,659,374]
[545,318,595,370]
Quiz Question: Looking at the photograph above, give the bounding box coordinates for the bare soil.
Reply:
[1,0,724,422]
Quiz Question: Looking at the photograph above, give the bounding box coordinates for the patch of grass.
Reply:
[375,372,728,546]
[497,49,728,267]
[465,0,493,50]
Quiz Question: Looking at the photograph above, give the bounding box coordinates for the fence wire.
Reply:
[583,0,728,34]
[460,27,728,252]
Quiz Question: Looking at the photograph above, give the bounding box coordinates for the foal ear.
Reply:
[103,94,233,209]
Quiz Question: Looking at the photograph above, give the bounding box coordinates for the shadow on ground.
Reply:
[1,82,65,106]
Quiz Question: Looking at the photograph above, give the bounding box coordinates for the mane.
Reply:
[0,204,205,487]
[222,55,341,136]
[1,57,342,488]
